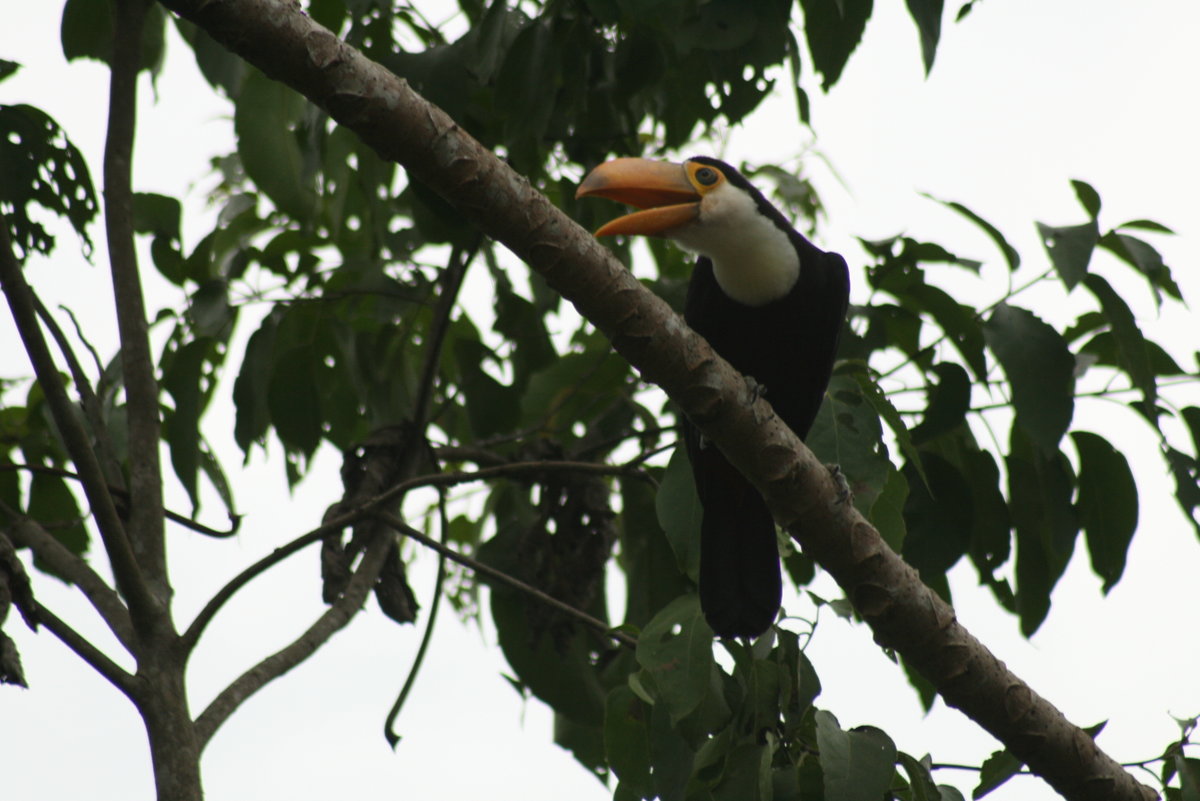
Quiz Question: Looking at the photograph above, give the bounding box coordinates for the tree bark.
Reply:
[150,1,1159,799]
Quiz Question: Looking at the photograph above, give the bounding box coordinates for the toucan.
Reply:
[576,156,850,639]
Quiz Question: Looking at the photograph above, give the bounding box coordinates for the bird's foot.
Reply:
[826,463,852,505]
[744,375,773,423]
[744,374,767,403]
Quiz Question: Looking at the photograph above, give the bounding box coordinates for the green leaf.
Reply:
[132,192,181,239]
[797,0,873,90]
[519,352,629,442]
[492,286,556,391]
[28,473,89,571]
[911,362,971,445]
[234,69,316,220]
[983,304,1075,451]
[197,439,236,520]
[0,104,98,258]
[869,467,908,553]
[479,525,608,727]
[453,337,520,439]
[1082,274,1156,408]
[902,452,972,593]
[940,786,967,801]
[555,711,608,781]
[173,18,247,97]
[1072,432,1138,593]
[960,446,1012,590]
[648,700,696,801]
[1182,407,1200,458]
[233,314,277,453]
[1071,179,1101,219]
[853,367,926,490]
[815,710,898,801]
[1036,219,1099,290]
[61,0,166,75]
[495,18,558,148]
[635,595,714,724]
[905,0,944,74]
[925,195,1020,272]
[0,60,19,83]
[1098,231,1182,304]
[905,283,987,380]
[1007,428,1078,636]
[162,338,214,510]
[189,280,234,339]
[655,447,702,584]
[605,685,653,798]
[1117,218,1175,234]
[677,0,757,51]
[268,345,323,456]
[974,749,1022,798]
[900,652,938,712]
[623,475,692,628]
[807,372,891,514]
[1164,446,1200,538]
[1177,756,1200,801]
[711,743,772,801]
[898,752,941,801]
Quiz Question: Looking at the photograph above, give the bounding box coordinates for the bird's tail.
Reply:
[698,492,782,639]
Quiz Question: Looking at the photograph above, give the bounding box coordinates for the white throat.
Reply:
[668,182,800,307]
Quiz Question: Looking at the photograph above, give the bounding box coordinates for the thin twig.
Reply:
[375,511,637,649]
[0,463,239,538]
[412,239,479,430]
[181,457,650,653]
[193,532,393,748]
[876,267,1057,381]
[0,215,156,624]
[30,602,138,699]
[32,296,125,489]
[383,486,449,747]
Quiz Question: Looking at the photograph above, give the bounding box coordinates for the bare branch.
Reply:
[412,240,479,430]
[28,601,138,699]
[0,214,158,626]
[103,0,167,603]
[0,462,239,539]
[375,511,636,649]
[383,488,448,747]
[6,516,136,652]
[193,531,392,748]
[181,458,646,653]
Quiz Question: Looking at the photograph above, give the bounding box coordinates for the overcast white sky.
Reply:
[3,2,1199,800]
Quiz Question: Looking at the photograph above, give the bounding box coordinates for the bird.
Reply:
[576,156,850,639]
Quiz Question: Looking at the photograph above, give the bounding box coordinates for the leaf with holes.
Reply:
[1036,220,1099,290]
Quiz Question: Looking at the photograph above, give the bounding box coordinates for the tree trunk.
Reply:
[137,654,203,801]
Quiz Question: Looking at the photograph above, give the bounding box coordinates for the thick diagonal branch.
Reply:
[152,2,1156,799]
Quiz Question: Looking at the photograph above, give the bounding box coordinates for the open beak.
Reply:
[575,158,701,237]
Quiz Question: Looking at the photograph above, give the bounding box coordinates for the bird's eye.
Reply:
[694,167,719,186]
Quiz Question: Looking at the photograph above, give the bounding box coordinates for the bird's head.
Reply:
[576,156,801,306]
[576,156,758,237]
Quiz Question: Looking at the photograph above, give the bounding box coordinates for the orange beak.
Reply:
[575,158,701,237]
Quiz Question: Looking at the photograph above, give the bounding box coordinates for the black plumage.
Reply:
[578,156,850,638]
